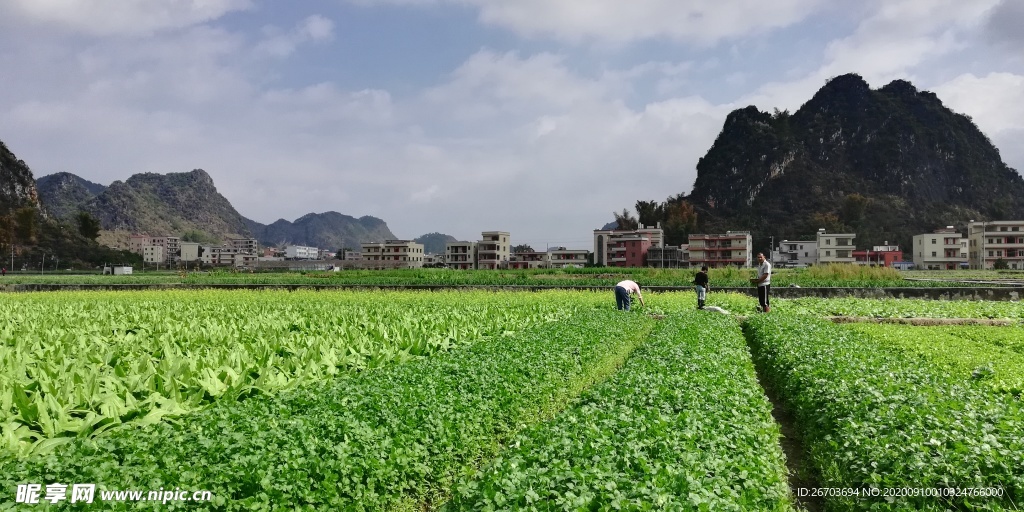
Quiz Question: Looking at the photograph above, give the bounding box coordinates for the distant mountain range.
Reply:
[34,169,417,249]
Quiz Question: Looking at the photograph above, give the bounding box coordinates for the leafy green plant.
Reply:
[447,312,793,511]
[1,310,657,510]
[745,314,1024,511]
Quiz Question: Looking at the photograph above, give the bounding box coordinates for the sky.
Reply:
[1,0,1023,250]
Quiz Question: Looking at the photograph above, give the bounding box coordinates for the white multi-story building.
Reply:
[130,235,180,264]
[816,229,856,264]
[230,238,258,254]
[773,240,817,267]
[508,251,549,269]
[142,245,165,266]
[285,245,319,260]
[179,242,200,263]
[361,240,425,268]
[477,231,510,270]
[913,227,968,270]
[548,248,589,268]
[445,242,478,270]
[968,220,1024,270]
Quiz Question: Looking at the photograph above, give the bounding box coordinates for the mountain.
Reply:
[414,232,457,254]
[644,73,1024,250]
[1,140,41,215]
[34,170,397,248]
[35,172,107,221]
[86,169,253,239]
[1,139,140,269]
[246,212,395,250]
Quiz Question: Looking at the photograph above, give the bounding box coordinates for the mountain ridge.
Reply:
[36,170,397,249]
[632,73,1024,251]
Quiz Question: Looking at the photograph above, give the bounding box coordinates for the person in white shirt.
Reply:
[614,279,645,311]
[754,253,772,312]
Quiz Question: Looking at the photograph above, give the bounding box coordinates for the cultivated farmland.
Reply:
[1,290,1021,510]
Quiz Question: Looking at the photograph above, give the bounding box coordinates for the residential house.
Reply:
[854,243,902,267]
[445,241,478,270]
[477,231,510,269]
[773,240,817,267]
[509,251,549,269]
[816,229,856,264]
[609,235,651,267]
[593,224,663,266]
[687,231,752,268]
[548,248,589,268]
[913,227,968,270]
[968,220,1024,269]
[361,240,425,269]
[285,245,319,260]
[646,245,689,268]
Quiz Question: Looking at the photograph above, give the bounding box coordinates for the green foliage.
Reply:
[612,208,639,230]
[846,324,1024,395]
[782,297,1024,319]
[13,207,36,244]
[179,229,219,244]
[1,309,656,510]
[0,290,592,456]
[75,211,101,240]
[745,314,1024,510]
[448,313,792,511]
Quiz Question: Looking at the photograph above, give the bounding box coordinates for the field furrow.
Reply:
[447,312,792,511]
[745,314,1024,511]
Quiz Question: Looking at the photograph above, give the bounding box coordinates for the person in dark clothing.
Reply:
[693,265,709,309]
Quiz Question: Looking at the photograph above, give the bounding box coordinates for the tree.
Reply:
[840,193,868,228]
[663,200,698,246]
[75,212,101,240]
[634,200,664,228]
[993,258,1009,270]
[808,211,844,234]
[612,208,639,230]
[512,244,535,253]
[14,207,37,245]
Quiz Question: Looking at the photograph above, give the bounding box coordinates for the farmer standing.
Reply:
[753,252,772,312]
[693,265,709,309]
[614,279,645,311]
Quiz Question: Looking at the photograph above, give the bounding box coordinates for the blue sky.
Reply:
[1,0,1022,250]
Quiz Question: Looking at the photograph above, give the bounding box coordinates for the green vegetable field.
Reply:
[1,289,1021,510]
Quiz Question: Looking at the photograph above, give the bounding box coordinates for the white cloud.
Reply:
[255,15,335,58]
[933,72,1024,172]
[0,0,253,36]
[741,0,1004,113]
[350,0,824,44]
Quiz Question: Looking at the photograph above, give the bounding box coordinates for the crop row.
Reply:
[1,310,656,510]
[846,324,1024,395]
[782,297,1024,320]
[745,314,1024,511]
[447,312,792,511]
[0,290,595,456]
[0,264,953,288]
